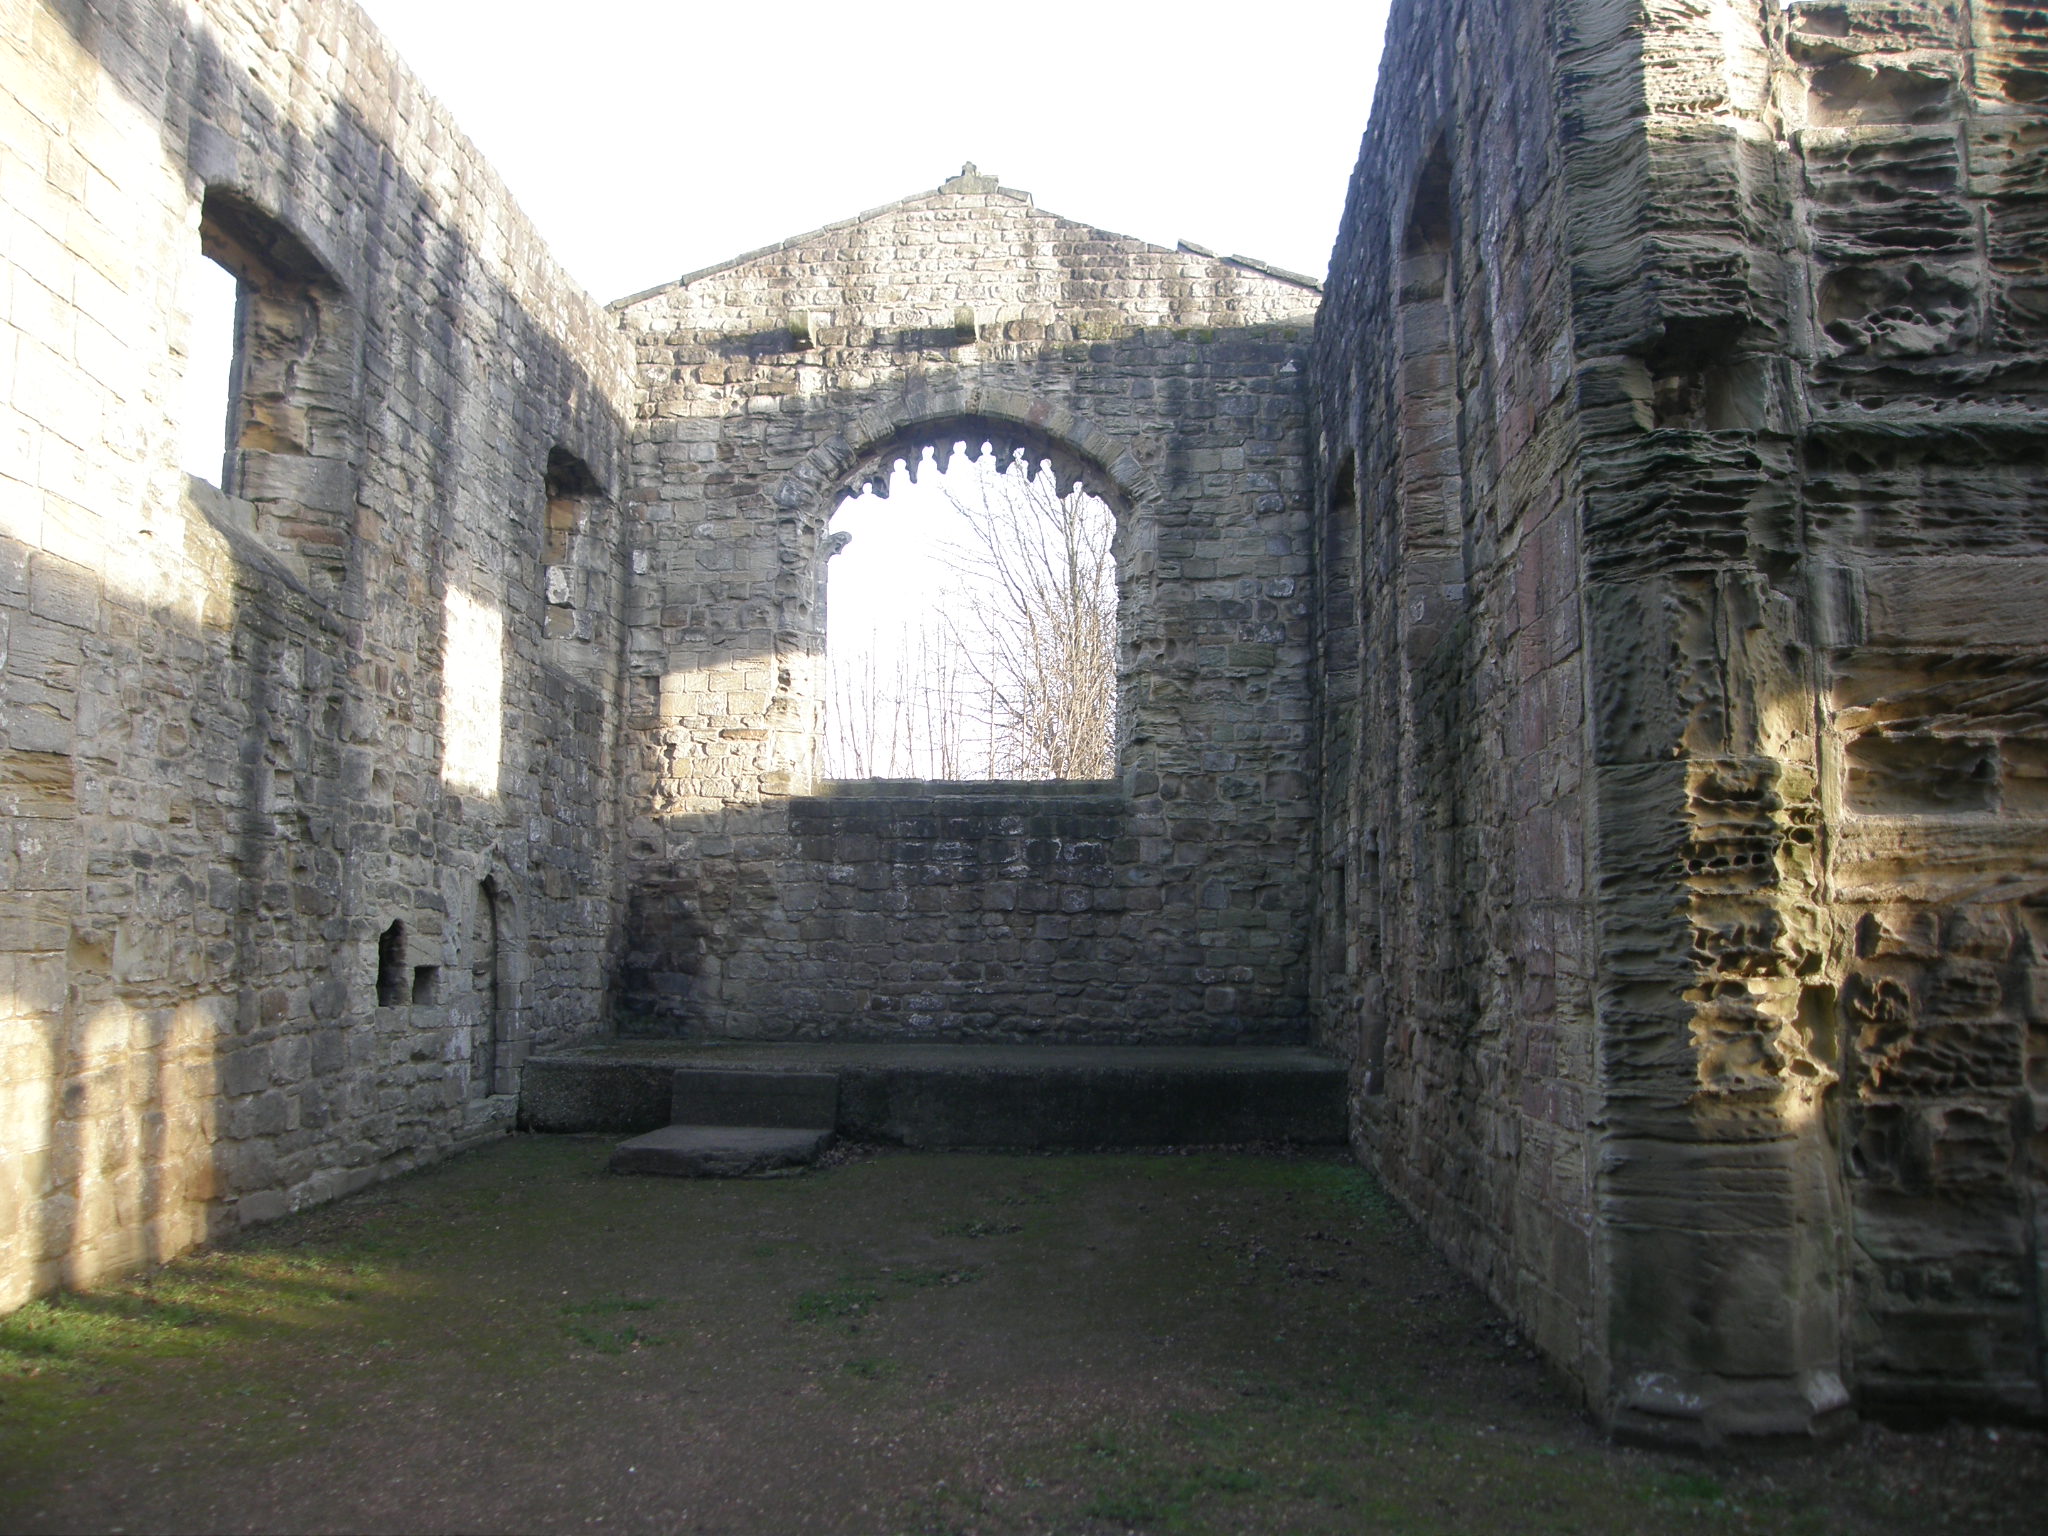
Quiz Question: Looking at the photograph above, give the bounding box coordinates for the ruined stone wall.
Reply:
[1320,0,2047,1440]
[1313,0,1601,1406]
[1776,0,2048,1426]
[614,179,1322,1042]
[1561,0,2048,1438]
[0,0,633,1308]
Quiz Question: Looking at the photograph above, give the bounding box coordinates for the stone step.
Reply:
[672,1069,839,1129]
[608,1124,835,1178]
[524,1042,1347,1149]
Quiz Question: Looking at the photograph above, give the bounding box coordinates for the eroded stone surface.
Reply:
[1314,0,2048,1440]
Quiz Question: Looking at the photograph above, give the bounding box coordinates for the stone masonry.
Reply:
[0,0,632,1308]
[3,0,2044,1445]
[1317,0,2048,1440]
[613,170,1322,1041]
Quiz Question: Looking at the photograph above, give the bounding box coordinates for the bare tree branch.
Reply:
[824,444,1116,781]
[939,449,1116,781]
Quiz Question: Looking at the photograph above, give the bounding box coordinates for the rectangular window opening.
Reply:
[376,921,408,1007]
[177,253,243,488]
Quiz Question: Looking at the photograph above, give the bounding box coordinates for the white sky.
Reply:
[177,254,238,483]
[351,0,1396,303]
[190,2,1397,476]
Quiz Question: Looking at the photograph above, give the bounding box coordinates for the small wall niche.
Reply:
[411,965,440,1005]
[543,447,604,643]
[376,921,408,1007]
[1644,315,1765,431]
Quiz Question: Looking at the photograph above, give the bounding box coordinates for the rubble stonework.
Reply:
[0,0,633,1308]
[2,0,2043,1440]
[1316,0,2048,1438]
[612,172,1322,1041]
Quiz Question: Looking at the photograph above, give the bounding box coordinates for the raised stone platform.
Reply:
[522,1042,1348,1149]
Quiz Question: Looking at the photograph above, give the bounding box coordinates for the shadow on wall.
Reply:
[1,0,629,1306]
[613,782,1314,1047]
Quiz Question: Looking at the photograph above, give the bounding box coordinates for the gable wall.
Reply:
[614,190,1324,1042]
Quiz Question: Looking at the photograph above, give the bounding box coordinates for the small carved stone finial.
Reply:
[941,162,1000,195]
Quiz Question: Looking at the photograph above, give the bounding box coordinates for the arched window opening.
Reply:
[1317,455,1364,1020]
[824,439,1117,781]
[1396,137,1464,582]
[468,877,503,1098]
[542,447,604,643]
[1319,457,1362,693]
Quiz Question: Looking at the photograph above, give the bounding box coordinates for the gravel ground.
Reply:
[0,1136,2041,1535]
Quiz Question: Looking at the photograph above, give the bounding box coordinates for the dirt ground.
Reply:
[0,1137,2042,1535]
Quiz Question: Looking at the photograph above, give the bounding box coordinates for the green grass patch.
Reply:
[1079,1459,1269,1530]
[557,1296,664,1352]
[0,1249,393,1380]
[1650,1471,1728,1504]
[792,1282,881,1325]
[562,1322,663,1354]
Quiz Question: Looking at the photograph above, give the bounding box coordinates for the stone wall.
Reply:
[622,780,1192,1042]
[1313,0,1600,1414]
[1781,0,2048,1426]
[5,0,2043,1445]
[614,175,1324,1043]
[0,0,633,1308]
[1317,0,2047,1440]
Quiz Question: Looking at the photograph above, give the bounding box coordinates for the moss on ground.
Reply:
[0,1138,2040,1534]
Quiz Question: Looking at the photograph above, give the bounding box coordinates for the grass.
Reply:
[0,1138,2038,1536]
[792,1281,882,1325]
[0,1248,394,1380]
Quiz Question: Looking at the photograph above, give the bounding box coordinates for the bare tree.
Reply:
[823,445,1116,781]
[826,614,984,778]
[941,451,1117,780]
